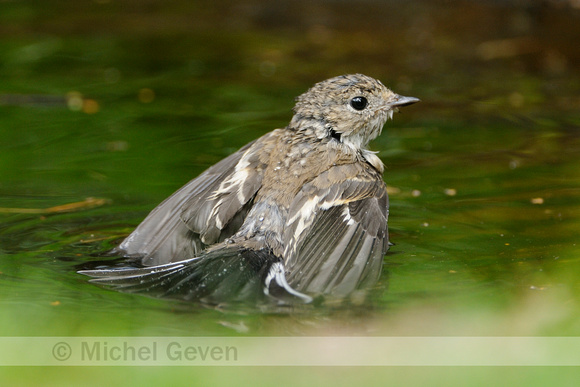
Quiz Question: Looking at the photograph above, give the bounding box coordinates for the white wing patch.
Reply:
[341,206,355,226]
[210,152,252,202]
[264,262,313,303]
[205,150,255,231]
[284,194,352,258]
[287,195,320,241]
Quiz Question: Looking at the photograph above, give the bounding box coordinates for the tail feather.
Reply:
[79,247,312,305]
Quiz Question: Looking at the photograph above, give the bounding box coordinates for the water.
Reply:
[1,0,580,385]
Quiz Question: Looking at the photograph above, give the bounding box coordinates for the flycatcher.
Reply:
[81,74,419,305]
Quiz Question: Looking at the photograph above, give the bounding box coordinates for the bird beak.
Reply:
[389,95,420,108]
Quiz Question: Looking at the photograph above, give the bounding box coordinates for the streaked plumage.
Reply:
[80,74,419,305]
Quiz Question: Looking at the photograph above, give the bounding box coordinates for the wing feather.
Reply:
[80,247,310,304]
[283,164,389,298]
[116,139,266,266]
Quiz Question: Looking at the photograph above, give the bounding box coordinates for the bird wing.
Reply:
[80,246,312,305]
[282,162,389,298]
[117,135,271,266]
[80,248,271,304]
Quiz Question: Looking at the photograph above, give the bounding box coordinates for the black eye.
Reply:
[350,96,368,111]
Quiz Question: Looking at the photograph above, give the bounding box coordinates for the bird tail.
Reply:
[78,246,312,305]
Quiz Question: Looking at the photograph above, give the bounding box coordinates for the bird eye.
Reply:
[350,96,368,111]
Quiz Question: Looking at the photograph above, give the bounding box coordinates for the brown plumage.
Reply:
[80,74,419,305]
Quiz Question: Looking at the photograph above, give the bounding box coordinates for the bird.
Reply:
[79,74,419,306]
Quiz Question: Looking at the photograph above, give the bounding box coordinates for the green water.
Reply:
[1,0,580,385]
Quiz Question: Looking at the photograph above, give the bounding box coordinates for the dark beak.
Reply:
[390,95,420,108]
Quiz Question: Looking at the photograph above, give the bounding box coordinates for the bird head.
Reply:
[291,74,419,150]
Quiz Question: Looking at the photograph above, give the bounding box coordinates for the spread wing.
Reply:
[117,135,271,266]
[282,163,389,298]
[81,247,275,304]
[80,246,313,305]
